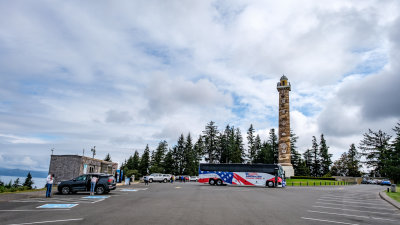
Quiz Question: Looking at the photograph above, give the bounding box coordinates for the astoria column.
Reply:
[277,75,294,177]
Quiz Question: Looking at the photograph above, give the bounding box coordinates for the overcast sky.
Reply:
[1,0,399,172]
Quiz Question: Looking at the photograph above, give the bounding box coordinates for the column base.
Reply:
[282,165,294,178]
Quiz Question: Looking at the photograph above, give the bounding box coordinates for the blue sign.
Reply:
[38,204,78,209]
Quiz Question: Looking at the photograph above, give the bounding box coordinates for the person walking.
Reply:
[144,175,149,186]
[45,173,54,198]
[90,176,98,196]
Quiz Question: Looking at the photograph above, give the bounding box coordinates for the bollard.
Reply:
[320,181,321,186]
[300,182,301,186]
[307,181,308,186]
[314,182,315,186]
[387,188,390,192]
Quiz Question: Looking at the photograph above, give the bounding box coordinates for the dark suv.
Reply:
[57,173,116,195]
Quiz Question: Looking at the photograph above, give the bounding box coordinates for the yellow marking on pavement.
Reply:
[175,187,181,189]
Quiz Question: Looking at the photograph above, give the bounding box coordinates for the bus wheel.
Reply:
[267,181,274,188]
[209,179,216,185]
[216,179,223,186]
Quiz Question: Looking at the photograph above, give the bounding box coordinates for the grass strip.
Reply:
[285,179,353,186]
[386,190,400,203]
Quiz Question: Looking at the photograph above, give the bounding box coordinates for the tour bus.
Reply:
[198,163,285,188]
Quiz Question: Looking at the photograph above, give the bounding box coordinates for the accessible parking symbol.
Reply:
[37,204,78,209]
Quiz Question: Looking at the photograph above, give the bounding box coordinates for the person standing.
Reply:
[46,173,54,198]
[144,175,149,185]
[90,176,98,196]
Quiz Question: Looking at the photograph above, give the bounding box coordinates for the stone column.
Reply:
[277,75,294,178]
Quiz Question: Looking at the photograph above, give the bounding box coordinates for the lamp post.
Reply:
[91,146,96,159]
[51,148,54,155]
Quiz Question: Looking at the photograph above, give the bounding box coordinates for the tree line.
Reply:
[0,172,34,193]
[331,122,400,183]
[119,121,400,184]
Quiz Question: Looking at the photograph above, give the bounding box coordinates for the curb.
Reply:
[379,191,400,210]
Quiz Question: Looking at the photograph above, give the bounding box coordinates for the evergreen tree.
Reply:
[132,151,140,170]
[310,136,321,177]
[183,133,197,175]
[254,134,262,163]
[163,150,175,174]
[203,121,219,163]
[139,145,150,176]
[13,178,20,188]
[150,140,168,173]
[290,129,301,175]
[382,123,400,183]
[171,146,179,175]
[268,129,278,164]
[247,124,256,163]
[347,144,362,177]
[194,135,204,166]
[359,129,391,177]
[319,134,332,176]
[104,153,112,162]
[219,126,230,163]
[175,134,186,174]
[255,141,274,164]
[303,149,313,176]
[231,128,245,163]
[331,152,348,176]
[23,172,34,189]
[296,159,310,176]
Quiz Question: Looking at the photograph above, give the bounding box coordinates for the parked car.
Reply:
[381,180,391,186]
[190,176,199,182]
[57,173,116,195]
[144,173,170,183]
[361,179,368,184]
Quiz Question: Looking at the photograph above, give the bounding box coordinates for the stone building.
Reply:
[277,75,294,177]
[49,155,118,183]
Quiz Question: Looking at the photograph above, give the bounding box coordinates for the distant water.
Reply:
[0,175,47,189]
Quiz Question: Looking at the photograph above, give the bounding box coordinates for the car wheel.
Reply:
[267,181,274,188]
[96,186,105,195]
[163,178,167,183]
[209,179,216,185]
[61,186,71,195]
[149,179,153,183]
[216,179,223,186]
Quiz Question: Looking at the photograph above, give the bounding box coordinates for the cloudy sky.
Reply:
[1,0,399,172]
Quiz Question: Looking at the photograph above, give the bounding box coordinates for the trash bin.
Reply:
[391,184,397,193]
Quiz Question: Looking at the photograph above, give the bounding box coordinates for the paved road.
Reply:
[0,183,398,225]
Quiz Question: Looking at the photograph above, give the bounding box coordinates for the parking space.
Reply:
[301,188,400,225]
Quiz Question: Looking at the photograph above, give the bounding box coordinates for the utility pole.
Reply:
[83,149,85,156]
[91,146,96,158]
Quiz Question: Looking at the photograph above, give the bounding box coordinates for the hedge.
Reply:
[290,176,336,181]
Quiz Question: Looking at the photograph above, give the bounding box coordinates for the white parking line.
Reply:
[301,217,358,225]
[312,205,400,215]
[319,196,383,202]
[317,198,388,206]
[308,210,398,222]
[315,202,397,210]
[7,218,83,225]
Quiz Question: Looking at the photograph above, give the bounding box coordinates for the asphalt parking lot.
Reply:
[0,183,398,225]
